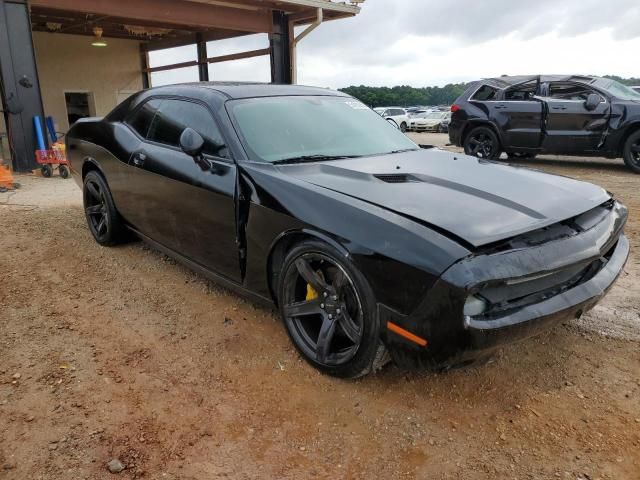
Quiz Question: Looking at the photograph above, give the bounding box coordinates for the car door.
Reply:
[541,82,610,153]
[127,97,241,282]
[485,80,543,149]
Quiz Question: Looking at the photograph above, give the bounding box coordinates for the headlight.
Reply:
[463,295,487,316]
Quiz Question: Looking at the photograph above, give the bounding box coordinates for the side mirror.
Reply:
[179,127,204,158]
[585,93,601,111]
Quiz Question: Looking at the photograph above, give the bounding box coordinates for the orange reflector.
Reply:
[386,321,427,347]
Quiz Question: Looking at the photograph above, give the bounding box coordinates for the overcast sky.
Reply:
[150,0,640,89]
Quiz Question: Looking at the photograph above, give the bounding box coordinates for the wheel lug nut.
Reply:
[332,295,338,301]
[336,309,341,314]
[328,314,333,319]
[323,292,328,298]
[320,304,324,309]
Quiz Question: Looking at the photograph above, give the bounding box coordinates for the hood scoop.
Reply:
[374,173,420,184]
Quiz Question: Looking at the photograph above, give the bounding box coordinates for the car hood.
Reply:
[277,149,610,248]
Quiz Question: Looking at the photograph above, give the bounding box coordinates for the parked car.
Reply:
[439,112,452,133]
[409,111,448,132]
[66,83,629,378]
[373,107,410,132]
[449,75,640,172]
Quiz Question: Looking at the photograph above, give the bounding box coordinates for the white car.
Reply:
[409,111,449,133]
[374,107,410,132]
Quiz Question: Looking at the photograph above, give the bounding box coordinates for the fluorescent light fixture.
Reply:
[91,27,107,47]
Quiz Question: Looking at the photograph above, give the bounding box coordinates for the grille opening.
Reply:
[474,257,605,320]
[374,173,419,183]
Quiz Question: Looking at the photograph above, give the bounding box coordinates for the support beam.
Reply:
[269,10,292,85]
[207,48,269,64]
[143,48,270,74]
[196,33,209,82]
[0,0,46,172]
[29,0,272,34]
[139,43,151,89]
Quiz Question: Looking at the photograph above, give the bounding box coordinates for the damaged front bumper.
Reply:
[382,200,629,370]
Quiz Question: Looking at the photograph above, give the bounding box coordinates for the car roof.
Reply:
[481,75,603,88]
[140,82,349,100]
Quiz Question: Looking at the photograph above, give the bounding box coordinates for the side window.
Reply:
[504,80,538,101]
[471,85,497,101]
[126,99,161,138]
[146,99,229,158]
[548,83,598,101]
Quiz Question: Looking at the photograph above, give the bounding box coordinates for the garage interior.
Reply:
[0,0,361,173]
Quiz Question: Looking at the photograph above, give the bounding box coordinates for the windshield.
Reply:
[596,79,640,101]
[228,96,418,163]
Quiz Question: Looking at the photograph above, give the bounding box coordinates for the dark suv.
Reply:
[449,75,640,172]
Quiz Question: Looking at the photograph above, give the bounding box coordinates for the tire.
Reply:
[622,130,640,173]
[277,240,387,378]
[41,164,53,178]
[400,122,407,133]
[59,165,69,179]
[463,126,501,159]
[83,170,126,246]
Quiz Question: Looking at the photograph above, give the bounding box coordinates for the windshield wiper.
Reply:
[272,154,361,165]
[387,148,419,154]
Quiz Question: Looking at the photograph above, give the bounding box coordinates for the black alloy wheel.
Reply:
[82,170,125,246]
[623,130,640,173]
[279,241,387,378]
[464,126,501,159]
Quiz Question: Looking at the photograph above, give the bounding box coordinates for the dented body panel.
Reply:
[449,74,640,159]
[66,83,629,371]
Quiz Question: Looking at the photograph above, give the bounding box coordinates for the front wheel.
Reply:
[400,122,407,133]
[59,165,70,178]
[622,130,640,173]
[83,171,126,246]
[463,126,501,159]
[278,240,387,378]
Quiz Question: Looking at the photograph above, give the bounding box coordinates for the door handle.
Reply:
[494,104,507,109]
[131,152,146,167]
[551,106,567,110]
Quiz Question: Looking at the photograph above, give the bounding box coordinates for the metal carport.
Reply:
[0,0,361,172]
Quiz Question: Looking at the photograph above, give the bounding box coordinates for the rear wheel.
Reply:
[59,165,69,178]
[278,240,387,378]
[464,126,501,159]
[83,170,125,246]
[400,122,407,133]
[622,130,640,173]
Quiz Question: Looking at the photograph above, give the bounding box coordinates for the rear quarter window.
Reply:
[126,99,161,138]
[471,85,497,101]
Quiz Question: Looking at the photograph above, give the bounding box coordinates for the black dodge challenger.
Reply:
[66,83,629,378]
[449,75,640,173]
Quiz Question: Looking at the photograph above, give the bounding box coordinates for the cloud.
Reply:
[150,0,640,89]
